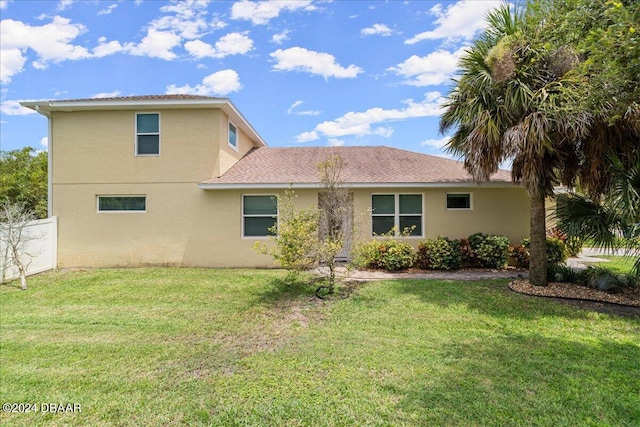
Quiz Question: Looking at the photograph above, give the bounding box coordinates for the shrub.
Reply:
[352,240,385,270]
[547,264,578,283]
[509,245,529,268]
[468,233,510,268]
[353,239,416,271]
[459,238,474,266]
[379,240,417,271]
[417,236,462,270]
[522,237,568,265]
[547,226,582,257]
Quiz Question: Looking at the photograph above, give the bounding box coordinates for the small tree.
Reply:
[254,188,320,279]
[254,155,358,296]
[316,155,354,295]
[0,200,40,290]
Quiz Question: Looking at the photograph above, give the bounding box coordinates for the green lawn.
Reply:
[1,268,639,426]
[588,255,637,275]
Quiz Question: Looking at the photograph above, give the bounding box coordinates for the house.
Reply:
[21,95,530,268]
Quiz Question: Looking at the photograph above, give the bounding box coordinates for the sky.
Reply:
[0,0,507,158]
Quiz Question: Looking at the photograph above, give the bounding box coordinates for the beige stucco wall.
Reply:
[50,107,262,268]
[50,108,254,185]
[53,183,530,268]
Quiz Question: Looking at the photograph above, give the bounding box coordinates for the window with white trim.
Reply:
[371,194,422,236]
[243,195,277,237]
[446,193,471,210]
[98,196,146,212]
[136,113,160,155]
[228,121,237,149]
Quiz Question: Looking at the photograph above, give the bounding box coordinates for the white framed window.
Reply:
[446,193,472,210]
[228,121,238,150]
[371,194,423,237]
[97,196,146,212]
[136,113,160,156]
[243,195,277,237]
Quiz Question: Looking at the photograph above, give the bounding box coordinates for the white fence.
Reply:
[1,217,57,283]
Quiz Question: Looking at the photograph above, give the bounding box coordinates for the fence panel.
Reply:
[1,217,57,283]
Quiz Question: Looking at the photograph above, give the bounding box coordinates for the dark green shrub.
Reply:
[522,237,568,265]
[417,236,462,270]
[547,264,578,283]
[468,233,510,268]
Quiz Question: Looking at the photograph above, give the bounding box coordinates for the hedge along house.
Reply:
[22,95,530,268]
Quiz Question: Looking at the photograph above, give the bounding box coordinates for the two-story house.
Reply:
[22,95,530,268]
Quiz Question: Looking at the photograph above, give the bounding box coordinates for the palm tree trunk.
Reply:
[529,194,548,286]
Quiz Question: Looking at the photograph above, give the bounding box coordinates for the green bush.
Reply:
[468,233,510,269]
[522,237,568,265]
[417,236,462,270]
[547,264,578,283]
[353,239,416,271]
[379,240,417,271]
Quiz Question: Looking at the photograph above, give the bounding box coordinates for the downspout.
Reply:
[36,105,53,218]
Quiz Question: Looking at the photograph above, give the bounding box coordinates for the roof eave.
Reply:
[19,98,267,147]
[198,181,520,190]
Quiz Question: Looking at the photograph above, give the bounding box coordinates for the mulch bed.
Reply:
[509,280,640,318]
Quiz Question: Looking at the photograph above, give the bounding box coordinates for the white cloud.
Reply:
[270,47,363,79]
[185,33,253,59]
[92,38,124,58]
[0,47,26,84]
[0,16,91,81]
[98,4,117,16]
[57,0,73,11]
[40,136,48,149]
[405,0,502,44]
[92,90,122,98]
[0,100,37,116]
[231,0,315,25]
[155,0,211,39]
[361,23,392,37]
[166,69,242,96]
[287,100,321,116]
[327,138,345,147]
[388,47,466,86]
[271,30,291,45]
[0,1,10,10]
[300,92,445,139]
[125,29,182,60]
[420,135,451,149]
[295,130,319,143]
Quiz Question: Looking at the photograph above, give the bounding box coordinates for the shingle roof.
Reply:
[50,94,222,103]
[200,146,514,188]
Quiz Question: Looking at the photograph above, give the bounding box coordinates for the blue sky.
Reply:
[0,0,505,157]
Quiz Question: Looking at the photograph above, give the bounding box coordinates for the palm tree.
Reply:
[439,4,585,286]
[555,152,640,276]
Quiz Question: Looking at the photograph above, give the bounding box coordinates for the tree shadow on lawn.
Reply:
[387,278,638,321]
[381,332,640,426]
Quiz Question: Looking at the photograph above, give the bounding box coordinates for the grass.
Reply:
[587,255,637,275]
[1,268,639,426]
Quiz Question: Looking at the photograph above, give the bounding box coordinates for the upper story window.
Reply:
[371,194,422,237]
[446,193,472,210]
[228,121,238,150]
[136,113,160,156]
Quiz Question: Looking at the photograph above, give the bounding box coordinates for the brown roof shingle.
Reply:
[200,146,514,188]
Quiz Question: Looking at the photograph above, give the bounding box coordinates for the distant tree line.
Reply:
[0,147,48,219]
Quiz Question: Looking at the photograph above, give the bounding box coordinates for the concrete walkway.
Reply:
[316,247,635,281]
